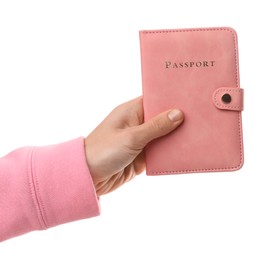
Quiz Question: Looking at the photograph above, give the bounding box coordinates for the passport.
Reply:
[139,27,244,175]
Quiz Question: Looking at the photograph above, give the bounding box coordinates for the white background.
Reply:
[0,0,276,259]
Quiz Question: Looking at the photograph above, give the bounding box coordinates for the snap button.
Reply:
[213,87,244,111]
[221,93,232,104]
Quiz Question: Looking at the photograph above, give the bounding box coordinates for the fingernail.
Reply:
[168,109,183,121]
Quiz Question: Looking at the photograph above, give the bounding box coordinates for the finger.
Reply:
[103,96,144,128]
[133,151,146,175]
[133,109,184,148]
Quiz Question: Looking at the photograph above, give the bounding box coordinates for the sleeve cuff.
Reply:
[30,137,100,229]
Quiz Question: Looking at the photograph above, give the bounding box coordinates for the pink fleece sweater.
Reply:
[0,137,100,242]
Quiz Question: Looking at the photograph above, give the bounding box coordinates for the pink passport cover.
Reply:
[139,27,244,175]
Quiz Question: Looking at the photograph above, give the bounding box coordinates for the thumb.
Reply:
[134,109,184,148]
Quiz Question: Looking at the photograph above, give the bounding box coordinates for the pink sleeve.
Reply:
[0,137,100,242]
